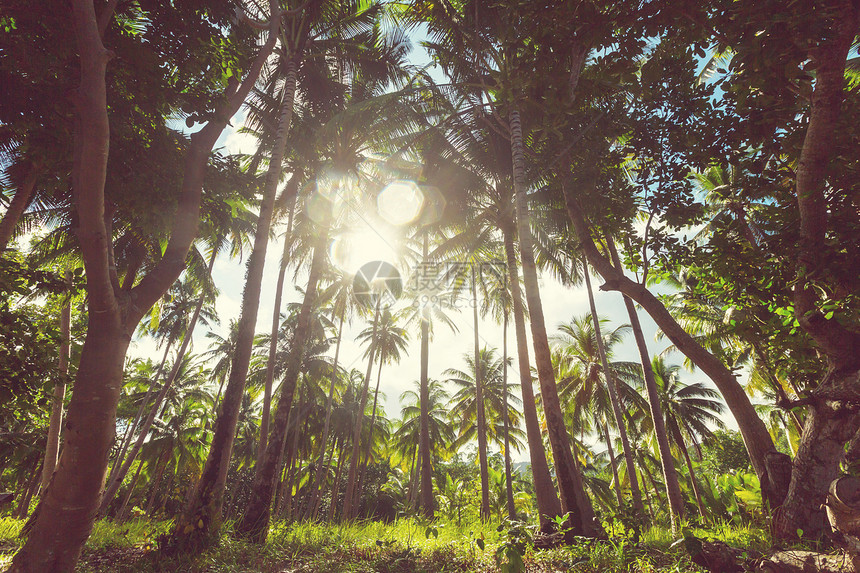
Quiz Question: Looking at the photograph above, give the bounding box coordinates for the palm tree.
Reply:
[650,356,725,520]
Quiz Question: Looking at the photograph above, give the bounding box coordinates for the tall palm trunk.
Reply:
[108,332,174,486]
[327,439,347,522]
[472,267,490,520]
[312,432,339,519]
[342,299,381,521]
[670,420,706,520]
[0,165,40,250]
[501,310,516,520]
[509,108,600,537]
[605,238,685,531]
[305,309,345,519]
[175,56,297,548]
[237,223,328,541]
[258,197,297,467]
[418,231,434,518]
[144,450,171,516]
[115,459,145,523]
[41,276,71,492]
[582,259,644,514]
[284,393,307,521]
[356,357,384,512]
[603,423,624,508]
[502,226,561,529]
[100,250,217,516]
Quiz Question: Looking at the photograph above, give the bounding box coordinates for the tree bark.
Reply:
[0,165,40,251]
[236,224,328,541]
[510,108,600,538]
[12,0,280,567]
[603,423,624,508]
[114,459,144,522]
[473,266,491,520]
[502,225,561,529]
[175,54,297,549]
[40,277,71,492]
[582,258,644,514]
[606,237,685,531]
[356,354,385,514]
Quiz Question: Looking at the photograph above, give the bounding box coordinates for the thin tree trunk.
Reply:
[418,231,434,519]
[312,434,339,520]
[107,333,174,486]
[176,55,297,548]
[15,461,42,519]
[100,251,216,516]
[236,223,328,541]
[472,266,490,520]
[327,441,347,522]
[114,460,144,522]
[582,258,644,514]
[606,238,686,531]
[356,356,385,514]
[672,422,706,521]
[603,423,624,508]
[40,277,71,492]
[0,165,40,251]
[502,226,561,529]
[284,394,306,521]
[509,108,600,538]
[145,451,170,516]
[502,311,516,521]
[342,299,381,521]
[305,310,345,520]
[258,199,297,468]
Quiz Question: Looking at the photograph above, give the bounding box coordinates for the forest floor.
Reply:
[0,516,776,572]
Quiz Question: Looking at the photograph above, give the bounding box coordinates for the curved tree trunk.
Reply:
[40,278,71,492]
[418,231,434,518]
[175,55,297,549]
[473,266,490,520]
[502,226,561,529]
[510,108,600,538]
[563,189,777,505]
[502,311,516,521]
[342,299,381,521]
[582,258,643,514]
[236,224,328,541]
[0,165,40,251]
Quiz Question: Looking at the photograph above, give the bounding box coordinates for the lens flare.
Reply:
[377,180,425,226]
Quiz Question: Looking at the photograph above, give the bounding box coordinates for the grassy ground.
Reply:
[0,516,773,572]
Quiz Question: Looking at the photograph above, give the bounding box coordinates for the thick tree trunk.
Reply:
[582,259,643,514]
[502,226,561,528]
[305,310,345,520]
[236,225,328,541]
[473,267,490,520]
[0,165,40,251]
[342,300,381,521]
[40,281,71,492]
[418,232,434,519]
[100,251,216,516]
[606,237,686,530]
[563,189,777,504]
[510,108,600,537]
[502,312,516,521]
[176,56,297,548]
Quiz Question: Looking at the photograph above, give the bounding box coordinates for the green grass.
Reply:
[0,515,785,572]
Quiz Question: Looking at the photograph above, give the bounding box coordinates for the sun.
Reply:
[330,222,401,275]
